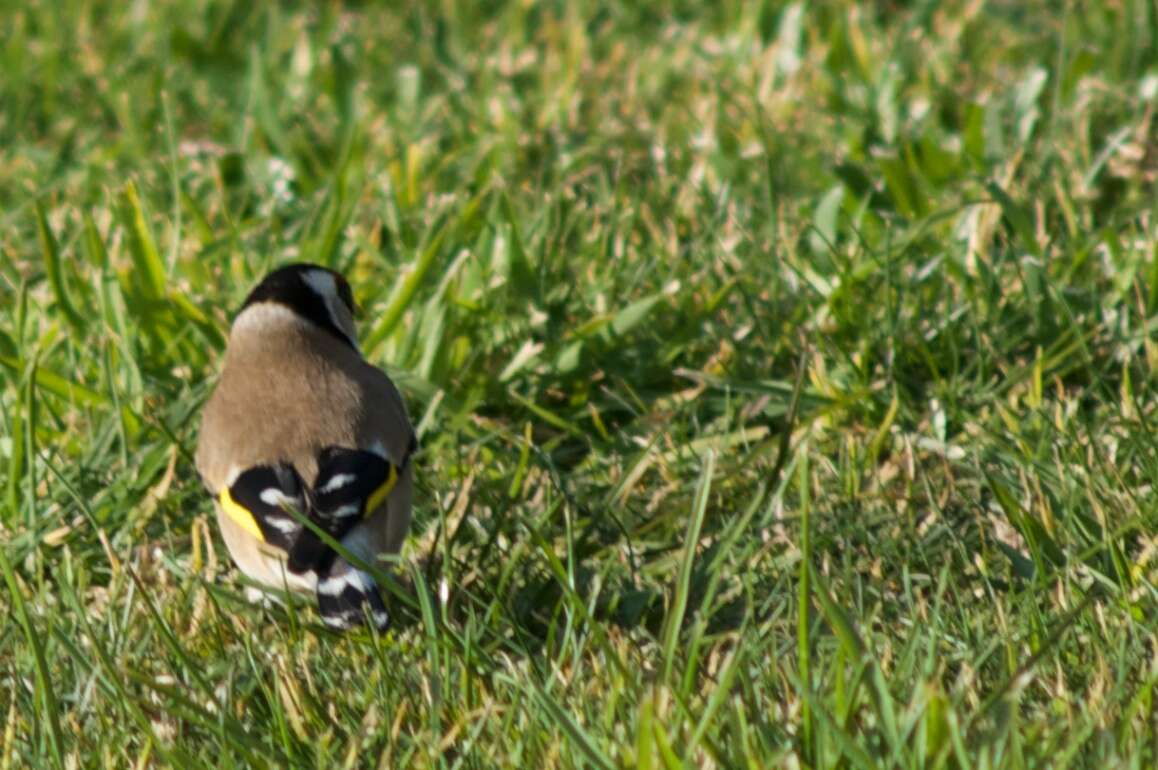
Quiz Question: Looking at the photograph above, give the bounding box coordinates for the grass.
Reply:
[1,0,1156,767]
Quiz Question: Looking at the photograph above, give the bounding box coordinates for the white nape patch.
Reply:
[233,302,303,334]
[331,503,361,519]
[319,473,356,494]
[370,608,390,629]
[234,297,359,352]
[367,440,391,462]
[260,488,297,508]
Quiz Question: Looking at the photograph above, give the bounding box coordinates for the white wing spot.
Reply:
[317,575,347,597]
[260,488,298,508]
[319,473,356,494]
[350,569,376,592]
[331,503,361,519]
[317,569,376,598]
[267,517,298,534]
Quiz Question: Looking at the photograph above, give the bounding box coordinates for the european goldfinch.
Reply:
[195,263,416,630]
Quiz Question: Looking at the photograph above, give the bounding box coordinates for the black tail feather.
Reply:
[315,563,389,631]
[287,530,334,575]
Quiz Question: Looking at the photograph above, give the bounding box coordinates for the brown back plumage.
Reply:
[196,299,414,593]
[196,303,411,488]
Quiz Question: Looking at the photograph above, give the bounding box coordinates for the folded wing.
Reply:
[217,463,307,552]
[286,446,400,575]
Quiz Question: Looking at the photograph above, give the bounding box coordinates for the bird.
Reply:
[196,263,417,630]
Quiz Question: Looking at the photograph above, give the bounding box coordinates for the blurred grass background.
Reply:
[1,0,1156,767]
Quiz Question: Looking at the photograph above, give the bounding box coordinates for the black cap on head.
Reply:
[240,263,357,348]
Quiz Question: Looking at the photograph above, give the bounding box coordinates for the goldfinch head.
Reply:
[238,263,358,349]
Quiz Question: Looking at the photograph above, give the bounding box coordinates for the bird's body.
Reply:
[196,265,415,629]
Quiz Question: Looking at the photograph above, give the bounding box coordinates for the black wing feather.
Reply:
[286,446,397,574]
[223,463,307,552]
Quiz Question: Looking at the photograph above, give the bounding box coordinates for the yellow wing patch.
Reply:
[219,487,265,542]
[365,463,400,517]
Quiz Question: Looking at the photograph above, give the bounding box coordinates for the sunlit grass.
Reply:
[1,1,1156,767]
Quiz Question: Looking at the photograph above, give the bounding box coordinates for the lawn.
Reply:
[1,1,1156,767]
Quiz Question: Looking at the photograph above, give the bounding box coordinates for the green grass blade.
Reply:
[810,563,900,756]
[661,448,715,686]
[364,222,448,354]
[35,201,84,331]
[0,548,66,769]
[118,180,167,301]
[797,444,813,760]
[529,678,615,770]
